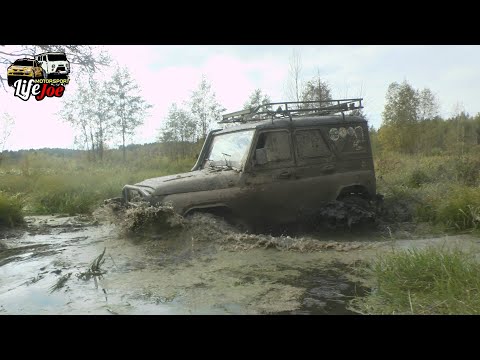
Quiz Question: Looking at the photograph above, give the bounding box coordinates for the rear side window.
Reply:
[295,129,331,158]
[328,125,367,153]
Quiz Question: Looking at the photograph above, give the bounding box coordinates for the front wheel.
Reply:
[42,70,47,79]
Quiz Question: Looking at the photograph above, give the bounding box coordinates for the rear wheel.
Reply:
[313,195,376,231]
[340,195,376,228]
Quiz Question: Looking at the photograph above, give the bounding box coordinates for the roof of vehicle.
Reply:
[35,52,68,57]
[11,58,35,65]
[216,98,367,135]
[215,115,367,135]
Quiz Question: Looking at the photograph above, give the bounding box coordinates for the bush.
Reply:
[0,193,24,228]
[414,184,480,231]
[407,168,431,188]
[455,156,480,186]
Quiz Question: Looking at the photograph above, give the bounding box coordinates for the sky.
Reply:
[1,45,480,151]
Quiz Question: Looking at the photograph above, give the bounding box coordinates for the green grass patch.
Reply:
[350,246,480,314]
[0,192,24,228]
[415,184,480,232]
[374,152,480,232]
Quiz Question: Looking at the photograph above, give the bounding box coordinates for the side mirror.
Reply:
[255,148,268,165]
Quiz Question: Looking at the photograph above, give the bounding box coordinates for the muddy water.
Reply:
[1,209,480,315]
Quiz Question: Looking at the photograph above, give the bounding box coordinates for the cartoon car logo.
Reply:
[34,52,70,79]
[7,58,44,86]
[7,52,71,101]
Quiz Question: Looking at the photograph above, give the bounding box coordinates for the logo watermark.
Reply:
[6,51,71,101]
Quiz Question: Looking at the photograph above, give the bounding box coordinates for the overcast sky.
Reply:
[1,45,479,151]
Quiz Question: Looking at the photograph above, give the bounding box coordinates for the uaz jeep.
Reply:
[121,99,380,230]
[34,52,70,78]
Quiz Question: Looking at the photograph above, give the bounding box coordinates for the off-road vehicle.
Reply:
[120,99,381,230]
[34,52,70,78]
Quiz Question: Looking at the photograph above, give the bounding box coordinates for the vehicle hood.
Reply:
[133,169,241,196]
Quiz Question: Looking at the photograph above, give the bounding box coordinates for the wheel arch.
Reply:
[336,184,372,200]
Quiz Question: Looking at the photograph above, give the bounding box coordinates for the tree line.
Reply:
[373,80,480,156]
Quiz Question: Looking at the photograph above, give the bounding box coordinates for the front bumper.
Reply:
[49,71,69,76]
[8,73,34,78]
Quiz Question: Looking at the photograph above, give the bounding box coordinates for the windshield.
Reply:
[47,54,67,61]
[205,130,255,170]
[13,59,34,66]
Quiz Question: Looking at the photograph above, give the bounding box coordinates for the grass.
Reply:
[375,150,480,233]
[0,153,194,218]
[350,246,480,314]
[0,192,24,228]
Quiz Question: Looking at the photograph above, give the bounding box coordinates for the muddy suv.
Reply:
[121,99,380,229]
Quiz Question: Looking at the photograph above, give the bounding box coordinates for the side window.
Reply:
[328,125,367,153]
[254,131,292,165]
[295,129,331,158]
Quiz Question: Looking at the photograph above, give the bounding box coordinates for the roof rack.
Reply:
[220,98,363,124]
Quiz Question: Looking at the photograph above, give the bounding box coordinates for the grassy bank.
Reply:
[0,152,194,218]
[375,150,480,233]
[350,246,480,314]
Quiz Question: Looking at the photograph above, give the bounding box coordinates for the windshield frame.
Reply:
[202,129,255,171]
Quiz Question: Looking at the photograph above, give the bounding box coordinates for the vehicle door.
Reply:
[291,127,338,216]
[241,129,299,223]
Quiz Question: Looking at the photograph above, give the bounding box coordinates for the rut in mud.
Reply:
[2,201,479,315]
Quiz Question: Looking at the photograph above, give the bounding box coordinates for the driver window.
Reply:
[254,131,292,165]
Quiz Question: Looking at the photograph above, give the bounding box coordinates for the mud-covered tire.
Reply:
[313,195,377,231]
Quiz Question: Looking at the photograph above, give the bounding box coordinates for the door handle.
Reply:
[322,164,335,173]
[278,171,292,179]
